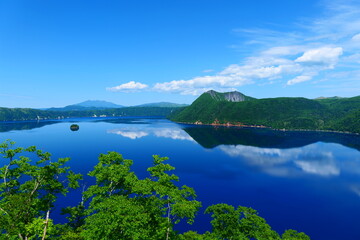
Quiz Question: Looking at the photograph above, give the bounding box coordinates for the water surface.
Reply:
[1,117,360,240]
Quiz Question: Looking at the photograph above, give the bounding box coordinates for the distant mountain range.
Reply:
[75,100,124,108]
[0,99,187,122]
[134,102,188,108]
[45,100,187,111]
[46,100,124,111]
[170,90,360,133]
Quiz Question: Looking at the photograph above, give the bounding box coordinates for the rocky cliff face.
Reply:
[206,90,248,102]
[223,91,247,102]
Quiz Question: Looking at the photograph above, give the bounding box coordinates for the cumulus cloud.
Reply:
[107,81,148,92]
[295,47,343,67]
[151,45,344,92]
[151,44,347,93]
[153,75,243,95]
[153,56,304,94]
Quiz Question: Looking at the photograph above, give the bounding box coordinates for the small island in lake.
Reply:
[70,124,79,131]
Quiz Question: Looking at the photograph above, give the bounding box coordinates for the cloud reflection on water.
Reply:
[107,127,195,142]
[219,144,341,177]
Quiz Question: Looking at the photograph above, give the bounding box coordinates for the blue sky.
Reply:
[1,0,360,108]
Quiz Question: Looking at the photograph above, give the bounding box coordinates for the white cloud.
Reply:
[287,75,313,85]
[153,56,305,95]
[106,81,148,92]
[295,47,343,67]
[152,46,344,93]
[153,75,244,95]
[351,33,360,41]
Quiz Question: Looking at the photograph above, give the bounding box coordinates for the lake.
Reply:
[1,117,360,240]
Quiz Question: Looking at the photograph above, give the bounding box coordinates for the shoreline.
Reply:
[1,117,359,136]
[0,116,167,124]
[174,121,360,136]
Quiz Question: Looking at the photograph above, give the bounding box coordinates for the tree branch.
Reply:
[42,210,50,240]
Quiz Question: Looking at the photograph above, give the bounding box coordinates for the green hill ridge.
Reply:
[170,90,360,133]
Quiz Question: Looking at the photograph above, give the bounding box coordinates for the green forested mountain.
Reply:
[171,90,360,133]
[0,107,179,121]
[0,107,57,121]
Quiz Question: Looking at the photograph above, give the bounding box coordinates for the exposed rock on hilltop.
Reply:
[206,90,255,102]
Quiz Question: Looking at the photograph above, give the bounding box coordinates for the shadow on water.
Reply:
[0,120,61,132]
[181,125,360,151]
[0,117,163,133]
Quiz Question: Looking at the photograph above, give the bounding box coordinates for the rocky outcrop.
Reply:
[206,90,250,102]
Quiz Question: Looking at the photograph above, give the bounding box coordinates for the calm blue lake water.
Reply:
[1,117,360,240]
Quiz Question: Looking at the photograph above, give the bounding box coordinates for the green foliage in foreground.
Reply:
[0,140,310,239]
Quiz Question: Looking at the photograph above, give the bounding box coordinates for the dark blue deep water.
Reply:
[1,117,360,240]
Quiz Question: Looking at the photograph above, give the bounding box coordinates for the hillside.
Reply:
[0,107,179,122]
[171,90,360,133]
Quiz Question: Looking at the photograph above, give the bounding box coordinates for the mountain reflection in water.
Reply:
[182,125,360,151]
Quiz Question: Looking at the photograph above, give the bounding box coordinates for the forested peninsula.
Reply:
[170,90,360,134]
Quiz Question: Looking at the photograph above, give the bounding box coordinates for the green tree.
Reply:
[205,204,280,240]
[78,152,201,240]
[281,229,310,240]
[0,140,82,239]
